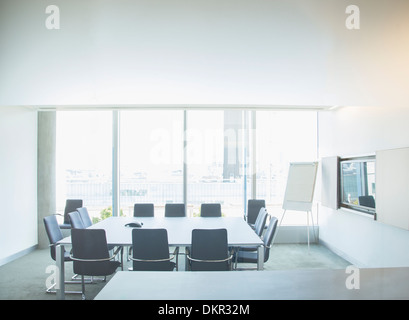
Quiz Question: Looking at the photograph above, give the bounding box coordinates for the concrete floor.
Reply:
[0,243,351,300]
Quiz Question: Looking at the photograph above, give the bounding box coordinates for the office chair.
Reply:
[231,210,269,256]
[234,216,278,270]
[133,203,154,217]
[358,195,375,208]
[200,203,222,217]
[253,208,269,237]
[186,228,233,271]
[76,207,123,261]
[43,215,82,295]
[68,211,85,229]
[76,207,93,228]
[58,199,83,229]
[246,199,266,226]
[164,203,186,217]
[129,228,178,271]
[70,228,122,300]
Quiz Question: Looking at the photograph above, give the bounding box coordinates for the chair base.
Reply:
[80,275,107,300]
[46,281,83,295]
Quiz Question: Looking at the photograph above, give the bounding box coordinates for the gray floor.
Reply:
[0,243,351,300]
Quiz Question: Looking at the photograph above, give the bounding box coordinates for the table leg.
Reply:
[257,245,264,271]
[56,244,65,300]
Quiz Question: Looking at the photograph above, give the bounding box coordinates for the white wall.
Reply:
[318,106,409,267]
[0,107,38,265]
[0,0,408,107]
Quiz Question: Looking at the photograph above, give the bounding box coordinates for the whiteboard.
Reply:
[376,147,409,230]
[283,162,318,211]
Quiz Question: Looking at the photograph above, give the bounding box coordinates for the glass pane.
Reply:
[56,111,112,222]
[255,111,318,225]
[340,159,376,211]
[120,110,184,217]
[186,110,247,217]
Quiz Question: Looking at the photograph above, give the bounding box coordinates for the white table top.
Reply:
[95,267,409,300]
[58,216,264,247]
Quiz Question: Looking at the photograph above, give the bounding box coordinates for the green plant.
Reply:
[92,206,124,224]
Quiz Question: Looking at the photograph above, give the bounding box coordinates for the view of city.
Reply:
[56,110,318,224]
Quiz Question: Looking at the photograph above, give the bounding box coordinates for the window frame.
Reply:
[338,155,376,216]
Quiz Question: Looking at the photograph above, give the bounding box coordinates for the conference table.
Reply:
[94,267,409,300]
[55,216,264,300]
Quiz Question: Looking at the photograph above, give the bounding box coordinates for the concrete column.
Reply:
[37,111,56,249]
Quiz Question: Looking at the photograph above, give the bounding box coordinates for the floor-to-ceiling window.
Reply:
[119,110,184,217]
[186,110,249,217]
[55,108,318,225]
[255,110,318,225]
[56,110,113,222]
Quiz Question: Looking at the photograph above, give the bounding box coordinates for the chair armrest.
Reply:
[70,247,121,263]
[186,254,233,264]
[172,246,179,257]
[127,246,178,263]
[128,256,176,263]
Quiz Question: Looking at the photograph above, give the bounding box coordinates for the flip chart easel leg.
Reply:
[307,211,310,252]
[309,210,317,243]
[278,210,286,227]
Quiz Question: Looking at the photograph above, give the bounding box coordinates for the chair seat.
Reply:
[132,261,176,271]
[75,260,121,277]
[237,246,258,252]
[63,251,73,261]
[235,250,258,263]
[59,223,71,230]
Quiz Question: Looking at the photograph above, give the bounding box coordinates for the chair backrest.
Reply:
[68,211,85,229]
[63,199,83,224]
[254,208,268,237]
[247,199,266,225]
[190,228,230,271]
[71,228,111,276]
[77,207,93,228]
[43,215,64,261]
[358,195,375,208]
[263,216,278,262]
[164,203,186,217]
[131,228,173,271]
[133,203,154,217]
[200,203,221,217]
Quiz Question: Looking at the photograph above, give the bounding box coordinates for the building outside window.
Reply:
[56,111,113,222]
[56,109,318,224]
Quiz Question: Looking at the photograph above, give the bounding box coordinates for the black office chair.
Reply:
[70,228,121,300]
[57,199,83,229]
[186,229,233,271]
[234,216,278,270]
[254,208,269,237]
[129,228,178,271]
[68,211,85,229]
[236,211,269,254]
[76,207,123,261]
[43,215,82,295]
[133,203,154,217]
[246,199,266,226]
[358,195,375,208]
[200,203,222,217]
[76,207,93,228]
[164,203,186,217]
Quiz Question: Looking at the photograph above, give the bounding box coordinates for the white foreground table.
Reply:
[55,217,264,300]
[95,267,409,300]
